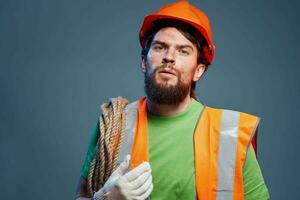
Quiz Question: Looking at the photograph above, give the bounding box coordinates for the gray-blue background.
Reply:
[1,0,299,199]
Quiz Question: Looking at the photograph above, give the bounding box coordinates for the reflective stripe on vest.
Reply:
[217,110,240,200]
[117,97,259,200]
[117,101,138,166]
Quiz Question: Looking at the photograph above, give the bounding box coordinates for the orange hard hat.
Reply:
[139,0,215,64]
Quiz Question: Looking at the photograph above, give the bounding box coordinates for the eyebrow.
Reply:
[151,40,194,51]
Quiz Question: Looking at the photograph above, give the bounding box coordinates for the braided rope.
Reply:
[87,97,129,196]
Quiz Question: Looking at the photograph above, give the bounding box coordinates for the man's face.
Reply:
[142,27,205,105]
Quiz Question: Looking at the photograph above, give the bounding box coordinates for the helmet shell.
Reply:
[139,1,215,64]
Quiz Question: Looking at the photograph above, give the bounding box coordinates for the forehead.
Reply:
[152,27,196,48]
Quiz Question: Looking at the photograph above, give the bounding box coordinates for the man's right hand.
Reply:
[93,155,153,200]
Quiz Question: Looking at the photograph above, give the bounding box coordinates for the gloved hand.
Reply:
[93,155,153,200]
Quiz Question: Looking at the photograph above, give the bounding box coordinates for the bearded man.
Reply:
[75,1,270,200]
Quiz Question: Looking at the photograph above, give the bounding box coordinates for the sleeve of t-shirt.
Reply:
[243,144,270,200]
[81,120,99,179]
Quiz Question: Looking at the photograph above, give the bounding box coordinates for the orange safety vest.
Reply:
[116,97,260,200]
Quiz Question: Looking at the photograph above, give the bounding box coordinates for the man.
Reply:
[75,1,270,200]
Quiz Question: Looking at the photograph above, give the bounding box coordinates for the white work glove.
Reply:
[93,155,153,200]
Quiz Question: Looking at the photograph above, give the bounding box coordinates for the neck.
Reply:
[146,95,192,116]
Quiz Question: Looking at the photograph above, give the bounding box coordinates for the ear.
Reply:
[193,64,206,82]
[140,55,147,73]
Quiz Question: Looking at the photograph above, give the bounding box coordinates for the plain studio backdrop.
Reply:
[0,0,299,199]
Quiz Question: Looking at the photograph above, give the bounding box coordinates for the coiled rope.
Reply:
[87,97,129,196]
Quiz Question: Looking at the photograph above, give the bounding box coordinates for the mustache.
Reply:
[154,64,179,76]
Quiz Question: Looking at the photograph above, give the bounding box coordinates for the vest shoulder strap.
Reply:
[116,100,138,165]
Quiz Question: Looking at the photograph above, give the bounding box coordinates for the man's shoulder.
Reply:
[203,105,260,119]
[104,97,140,107]
[98,96,132,111]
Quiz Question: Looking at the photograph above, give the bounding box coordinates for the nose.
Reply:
[162,49,175,64]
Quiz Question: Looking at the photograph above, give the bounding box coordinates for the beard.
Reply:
[144,64,191,105]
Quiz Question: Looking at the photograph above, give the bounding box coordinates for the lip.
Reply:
[158,68,176,76]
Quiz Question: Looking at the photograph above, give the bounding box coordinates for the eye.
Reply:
[179,48,190,55]
[152,44,164,51]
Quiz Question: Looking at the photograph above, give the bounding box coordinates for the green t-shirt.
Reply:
[81,99,270,200]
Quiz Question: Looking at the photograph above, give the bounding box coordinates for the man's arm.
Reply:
[75,176,91,200]
[75,156,153,200]
[76,119,153,200]
[243,145,270,200]
[75,121,98,200]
